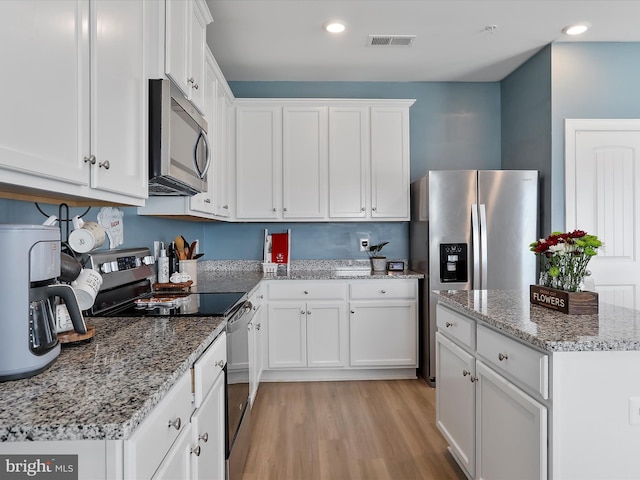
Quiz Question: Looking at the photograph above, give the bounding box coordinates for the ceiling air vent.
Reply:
[367,35,415,47]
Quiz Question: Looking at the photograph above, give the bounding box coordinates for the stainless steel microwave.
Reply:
[148,79,210,195]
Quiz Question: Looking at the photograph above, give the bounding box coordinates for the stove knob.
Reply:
[110,260,119,272]
[142,255,155,266]
[101,262,112,274]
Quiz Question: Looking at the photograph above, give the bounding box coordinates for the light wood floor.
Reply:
[241,379,467,480]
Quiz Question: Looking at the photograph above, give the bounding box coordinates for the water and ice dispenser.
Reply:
[439,243,468,283]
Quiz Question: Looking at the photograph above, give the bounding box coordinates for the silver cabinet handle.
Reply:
[381,289,386,294]
[350,310,355,314]
[361,207,366,211]
[498,353,508,361]
[99,160,110,170]
[215,360,225,368]
[193,83,199,90]
[470,376,479,383]
[301,310,306,315]
[272,208,277,212]
[199,432,209,443]
[372,207,377,211]
[445,322,453,328]
[283,207,288,212]
[462,370,470,377]
[256,323,261,330]
[191,445,201,456]
[307,310,311,315]
[84,155,96,164]
[223,205,229,209]
[304,290,309,294]
[188,76,195,84]
[168,418,181,430]
[204,198,211,203]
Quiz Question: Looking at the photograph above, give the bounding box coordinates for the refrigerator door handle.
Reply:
[471,203,480,288]
[479,203,488,288]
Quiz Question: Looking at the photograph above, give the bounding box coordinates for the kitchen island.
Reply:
[433,289,640,480]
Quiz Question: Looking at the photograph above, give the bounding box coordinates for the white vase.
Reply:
[371,257,387,272]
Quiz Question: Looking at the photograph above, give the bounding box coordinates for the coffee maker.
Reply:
[0,224,86,382]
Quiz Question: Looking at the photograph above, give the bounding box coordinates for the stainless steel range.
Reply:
[83,248,252,480]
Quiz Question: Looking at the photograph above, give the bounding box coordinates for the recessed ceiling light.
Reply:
[562,23,591,35]
[324,21,346,34]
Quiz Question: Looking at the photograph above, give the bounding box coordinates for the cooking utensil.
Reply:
[189,241,198,259]
[174,236,186,260]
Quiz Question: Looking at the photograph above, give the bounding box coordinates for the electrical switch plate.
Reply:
[359,238,369,252]
[629,397,640,425]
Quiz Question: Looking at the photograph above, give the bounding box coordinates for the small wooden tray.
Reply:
[153,280,193,290]
[59,324,96,344]
[530,285,599,315]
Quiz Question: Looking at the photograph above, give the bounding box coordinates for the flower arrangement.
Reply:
[530,230,602,292]
[367,241,389,259]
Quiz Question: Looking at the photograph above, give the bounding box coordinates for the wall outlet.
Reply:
[360,238,369,252]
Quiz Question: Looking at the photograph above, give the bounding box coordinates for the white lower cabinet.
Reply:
[264,279,418,379]
[191,373,226,480]
[248,287,265,405]
[436,332,475,478]
[126,332,227,480]
[435,304,548,480]
[267,301,347,368]
[475,361,547,480]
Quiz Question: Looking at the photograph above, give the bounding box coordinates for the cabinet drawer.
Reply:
[193,332,226,407]
[127,371,193,480]
[436,305,476,350]
[477,324,549,400]
[349,280,416,300]
[268,281,347,300]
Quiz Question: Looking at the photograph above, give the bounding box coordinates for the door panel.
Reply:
[566,120,640,309]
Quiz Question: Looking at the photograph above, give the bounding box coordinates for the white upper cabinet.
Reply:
[0,0,148,205]
[370,106,411,219]
[235,105,283,219]
[235,99,414,222]
[165,0,212,114]
[282,107,328,219]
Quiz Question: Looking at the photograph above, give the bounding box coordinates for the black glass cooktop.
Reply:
[100,291,246,318]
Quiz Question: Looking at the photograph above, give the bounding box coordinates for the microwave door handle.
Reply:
[193,129,211,180]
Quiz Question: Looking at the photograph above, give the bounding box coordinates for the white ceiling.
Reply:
[204,0,640,83]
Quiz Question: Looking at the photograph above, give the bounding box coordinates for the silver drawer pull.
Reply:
[498,353,508,361]
[256,323,261,330]
[99,160,110,169]
[445,322,453,328]
[84,154,96,164]
[215,360,225,368]
[381,289,386,294]
[470,376,478,383]
[304,290,309,294]
[199,432,209,443]
[462,370,470,377]
[168,417,181,430]
[191,445,201,456]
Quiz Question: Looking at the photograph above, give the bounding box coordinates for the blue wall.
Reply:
[550,42,640,231]
[501,46,552,235]
[0,80,501,261]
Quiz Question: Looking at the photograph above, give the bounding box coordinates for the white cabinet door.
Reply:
[165,0,190,95]
[436,332,475,478]
[236,106,282,219]
[476,361,547,480]
[213,86,232,218]
[90,0,147,199]
[0,1,89,188]
[349,301,417,367]
[152,424,192,480]
[191,372,226,480]
[306,301,347,368]
[328,107,369,219]
[267,302,306,368]
[282,106,328,219]
[249,287,264,405]
[370,106,410,219]
[188,0,209,114]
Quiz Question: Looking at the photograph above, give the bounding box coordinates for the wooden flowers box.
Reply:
[530,285,599,315]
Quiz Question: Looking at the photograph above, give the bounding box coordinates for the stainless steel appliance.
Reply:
[84,248,252,480]
[409,170,539,384]
[148,78,210,196]
[0,225,86,382]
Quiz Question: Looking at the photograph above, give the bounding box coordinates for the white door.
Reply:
[565,119,640,309]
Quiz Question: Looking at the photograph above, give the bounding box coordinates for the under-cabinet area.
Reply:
[434,290,640,480]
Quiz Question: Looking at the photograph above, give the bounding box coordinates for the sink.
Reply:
[332,268,372,277]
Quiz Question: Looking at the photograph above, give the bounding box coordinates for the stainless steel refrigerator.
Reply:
[409,170,539,384]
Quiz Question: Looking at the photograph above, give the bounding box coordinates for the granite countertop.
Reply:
[434,289,640,352]
[0,261,421,443]
[0,316,225,442]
